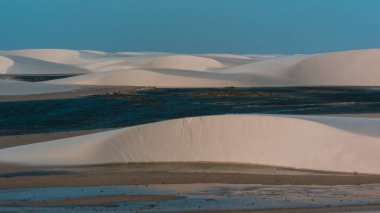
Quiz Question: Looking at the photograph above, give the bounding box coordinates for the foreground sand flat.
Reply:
[2,163,380,189]
[1,165,380,212]
[1,114,380,174]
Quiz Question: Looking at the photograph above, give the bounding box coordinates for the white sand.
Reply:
[5,49,101,65]
[0,55,89,75]
[0,79,77,96]
[1,48,379,88]
[1,114,380,174]
[198,54,252,60]
[142,55,225,71]
[288,49,380,86]
[44,48,380,88]
[0,56,14,73]
[77,58,136,72]
[220,49,380,86]
[47,69,253,87]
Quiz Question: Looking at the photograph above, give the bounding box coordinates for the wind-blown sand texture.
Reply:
[1,114,380,174]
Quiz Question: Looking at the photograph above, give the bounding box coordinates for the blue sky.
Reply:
[0,0,379,54]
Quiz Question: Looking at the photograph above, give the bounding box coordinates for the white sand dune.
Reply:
[220,49,380,86]
[0,79,77,96]
[116,52,170,56]
[4,49,103,65]
[219,55,311,75]
[288,49,380,86]
[142,55,225,71]
[78,54,178,72]
[47,69,253,87]
[46,49,380,87]
[0,56,14,73]
[1,48,380,88]
[197,54,252,60]
[0,55,89,75]
[77,58,135,72]
[1,114,380,174]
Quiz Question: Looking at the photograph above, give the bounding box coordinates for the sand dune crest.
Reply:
[142,55,225,71]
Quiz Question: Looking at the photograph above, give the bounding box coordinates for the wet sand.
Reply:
[1,195,183,207]
[1,163,380,190]
[176,205,380,212]
[2,180,380,212]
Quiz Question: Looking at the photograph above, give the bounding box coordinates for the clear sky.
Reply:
[0,0,379,54]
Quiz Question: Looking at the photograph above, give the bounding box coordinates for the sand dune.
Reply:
[78,54,178,72]
[0,79,77,96]
[1,48,380,88]
[77,58,136,72]
[197,54,252,60]
[220,49,380,86]
[142,55,225,71]
[0,55,89,75]
[219,55,311,75]
[48,69,252,87]
[1,114,380,174]
[288,49,380,86]
[50,49,380,87]
[5,49,102,65]
[0,56,14,73]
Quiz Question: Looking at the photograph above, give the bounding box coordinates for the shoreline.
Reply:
[0,85,143,102]
[1,162,380,189]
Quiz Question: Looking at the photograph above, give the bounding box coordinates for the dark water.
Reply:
[1,87,380,136]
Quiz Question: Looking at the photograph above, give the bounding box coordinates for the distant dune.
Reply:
[198,54,252,60]
[0,56,14,73]
[220,49,380,86]
[142,55,225,71]
[0,55,89,75]
[1,48,380,93]
[47,69,252,87]
[5,49,104,65]
[52,48,380,87]
[1,114,380,174]
[288,49,380,86]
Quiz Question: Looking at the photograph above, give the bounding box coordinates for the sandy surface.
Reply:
[47,68,255,88]
[4,49,105,65]
[1,163,380,190]
[142,55,225,70]
[1,194,183,207]
[0,54,89,75]
[47,48,380,87]
[4,180,380,212]
[2,114,380,175]
[175,205,380,212]
[2,48,380,90]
